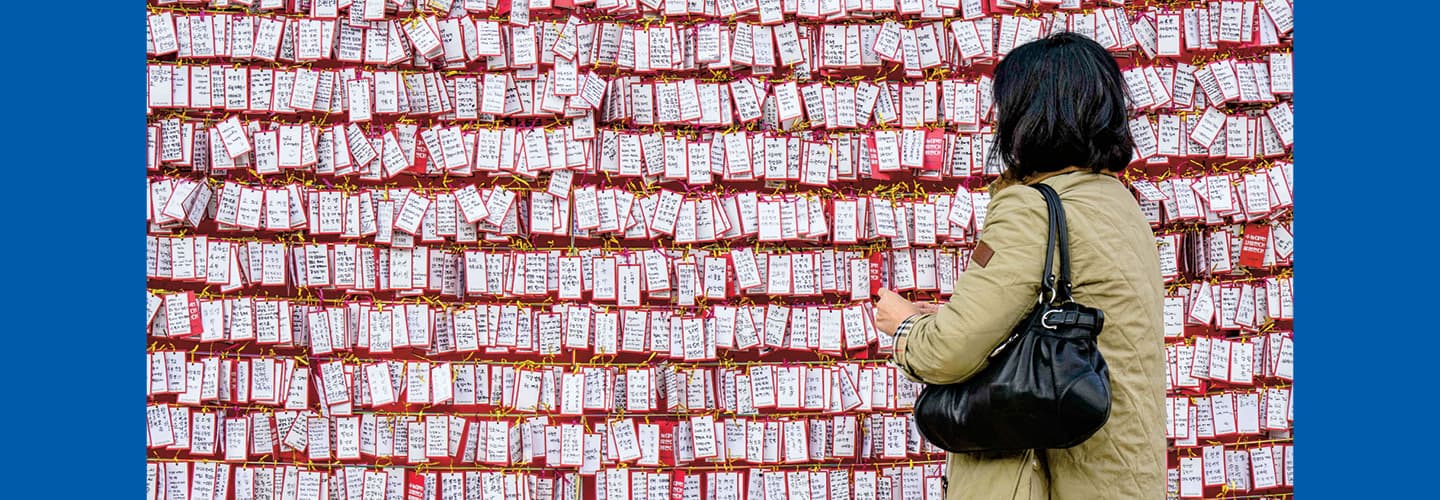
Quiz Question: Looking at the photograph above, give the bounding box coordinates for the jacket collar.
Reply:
[1025,166,1090,185]
[990,166,1103,194]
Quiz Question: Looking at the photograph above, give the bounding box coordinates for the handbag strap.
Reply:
[1033,184,1073,303]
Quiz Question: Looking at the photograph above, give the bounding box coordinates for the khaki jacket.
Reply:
[893,171,1167,500]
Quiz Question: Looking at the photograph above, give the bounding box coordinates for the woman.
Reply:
[873,33,1166,500]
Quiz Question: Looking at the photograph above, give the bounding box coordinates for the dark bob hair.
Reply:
[991,32,1133,178]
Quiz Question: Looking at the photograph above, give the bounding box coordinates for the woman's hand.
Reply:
[873,289,922,335]
[914,302,943,314]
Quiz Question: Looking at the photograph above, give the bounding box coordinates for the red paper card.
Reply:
[1239,224,1269,268]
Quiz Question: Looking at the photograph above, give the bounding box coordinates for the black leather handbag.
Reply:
[911,184,1112,454]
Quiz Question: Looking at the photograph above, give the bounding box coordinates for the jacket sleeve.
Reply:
[892,185,1049,385]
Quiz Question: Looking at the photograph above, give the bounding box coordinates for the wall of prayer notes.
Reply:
[145,0,1294,499]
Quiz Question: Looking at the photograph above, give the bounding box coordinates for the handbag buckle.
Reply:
[1040,309,1063,330]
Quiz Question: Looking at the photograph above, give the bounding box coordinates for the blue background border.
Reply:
[3,3,1433,498]
[1300,4,1436,497]
[0,1,134,496]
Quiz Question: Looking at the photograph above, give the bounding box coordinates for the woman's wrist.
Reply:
[892,313,925,339]
[888,313,928,383]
